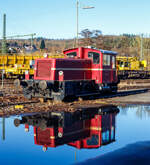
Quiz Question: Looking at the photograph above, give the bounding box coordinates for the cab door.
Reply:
[102,54,111,83]
[112,55,117,82]
[86,50,102,84]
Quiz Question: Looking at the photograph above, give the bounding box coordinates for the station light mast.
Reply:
[76,0,94,47]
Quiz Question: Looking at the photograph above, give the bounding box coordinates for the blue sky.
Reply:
[0,0,150,38]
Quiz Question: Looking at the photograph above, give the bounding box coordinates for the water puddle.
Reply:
[0,105,150,164]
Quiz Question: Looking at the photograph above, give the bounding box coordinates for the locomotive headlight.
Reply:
[43,146,47,152]
[43,53,48,58]
[58,132,63,138]
[25,128,29,132]
[59,71,64,76]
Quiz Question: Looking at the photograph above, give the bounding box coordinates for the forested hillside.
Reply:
[0,29,150,63]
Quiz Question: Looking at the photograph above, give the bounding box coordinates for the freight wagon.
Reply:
[116,56,150,79]
[0,53,64,79]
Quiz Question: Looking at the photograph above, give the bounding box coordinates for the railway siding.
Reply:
[0,79,150,117]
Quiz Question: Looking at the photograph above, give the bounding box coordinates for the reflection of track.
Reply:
[81,88,149,100]
[0,79,14,85]
[103,89,148,98]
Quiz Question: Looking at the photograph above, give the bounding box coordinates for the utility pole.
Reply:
[76,1,94,47]
[2,118,5,141]
[31,34,34,47]
[140,34,143,61]
[2,14,7,54]
[1,14,7,89]
[76,0,79,47]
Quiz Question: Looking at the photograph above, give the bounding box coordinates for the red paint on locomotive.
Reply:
[33,113,116,150]
[34,58,92,81]
[64,47,118,84]
[14,106,119,151]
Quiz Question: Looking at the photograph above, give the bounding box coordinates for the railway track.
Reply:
[0,78,149,110]
[78,88,149,101]
[101,88,149,99]
[0,88,149,117]
[1,88,148,107]
[0,79,14,85]
[0,100,39,108]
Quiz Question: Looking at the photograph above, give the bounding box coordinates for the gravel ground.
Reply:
[105,90,150,105]
[0,79,150,117]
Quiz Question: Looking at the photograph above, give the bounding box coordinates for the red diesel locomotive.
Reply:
[20,47,118,100]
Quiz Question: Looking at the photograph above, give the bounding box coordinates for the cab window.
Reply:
[88,52,100,64]
[102,131,110,144]
[66,52,77,57]
[87,135,99,146]
[112,56,115,68]
[103,54,110,66]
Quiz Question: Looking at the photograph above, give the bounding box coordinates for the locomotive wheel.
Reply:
[23,88,32,99]
[53,95,64,102]
[14,79,20,87]
[24,93,32,99]
[53,91,65,101]
[40,122,47,131]
[14,119,21,127]
[38,80,47,90]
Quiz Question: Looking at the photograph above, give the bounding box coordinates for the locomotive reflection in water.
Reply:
[14,106,119,151]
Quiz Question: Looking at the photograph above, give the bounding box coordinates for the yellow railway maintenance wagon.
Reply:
[0,53,64,79]
[116,56,150,79]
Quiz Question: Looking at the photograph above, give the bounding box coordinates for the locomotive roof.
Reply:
[63,47,118,56]
[100,49,118,55]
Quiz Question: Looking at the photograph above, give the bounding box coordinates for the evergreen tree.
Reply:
[40,39,45,49]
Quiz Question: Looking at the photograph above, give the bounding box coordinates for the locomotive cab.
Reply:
[20,47,118,101]
[64,47,118,88]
